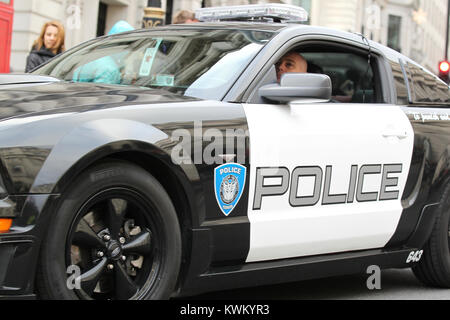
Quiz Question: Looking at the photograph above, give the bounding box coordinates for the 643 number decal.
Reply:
[406,250,423,263]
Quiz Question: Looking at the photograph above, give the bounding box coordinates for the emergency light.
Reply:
[195,4,308,23]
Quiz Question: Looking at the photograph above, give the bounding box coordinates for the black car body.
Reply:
[0,19,449,300]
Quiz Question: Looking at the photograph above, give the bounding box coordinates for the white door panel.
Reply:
[244,103,414,263]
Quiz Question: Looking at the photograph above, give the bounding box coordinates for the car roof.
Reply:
[130,21,289,33]
[118,22,374,48]
[107,22,405,62]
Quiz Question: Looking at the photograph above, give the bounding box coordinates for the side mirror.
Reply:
[259,73,332,103]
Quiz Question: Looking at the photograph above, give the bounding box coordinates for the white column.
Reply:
[314,0,360,32]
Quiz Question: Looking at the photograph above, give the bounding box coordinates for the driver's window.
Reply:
[250,46,378,104]
[302,52,375,103]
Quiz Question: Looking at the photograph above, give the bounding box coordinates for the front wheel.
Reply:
[36,161,182,300]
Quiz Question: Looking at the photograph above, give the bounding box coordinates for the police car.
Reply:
[0,4,449,300]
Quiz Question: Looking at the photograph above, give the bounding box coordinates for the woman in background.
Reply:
[26,21,65,72]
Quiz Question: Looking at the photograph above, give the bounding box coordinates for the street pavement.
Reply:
[190,268,450,300]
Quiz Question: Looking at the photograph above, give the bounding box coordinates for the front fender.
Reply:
[30,118,199,193]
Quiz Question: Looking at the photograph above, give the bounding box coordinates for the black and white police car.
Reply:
[0,4,449,300]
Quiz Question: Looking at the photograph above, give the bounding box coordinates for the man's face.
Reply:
[276,52,308,83]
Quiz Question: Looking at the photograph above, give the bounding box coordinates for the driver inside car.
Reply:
[275,51,308,83]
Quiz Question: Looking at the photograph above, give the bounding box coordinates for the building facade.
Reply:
[11,0,147,72]
[362,0,448,73]
[9,0,450,74]
[168,0,448,74]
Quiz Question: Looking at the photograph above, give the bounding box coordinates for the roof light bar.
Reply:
[195,4,308,23]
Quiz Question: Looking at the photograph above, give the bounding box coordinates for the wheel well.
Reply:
[106,152,192,225]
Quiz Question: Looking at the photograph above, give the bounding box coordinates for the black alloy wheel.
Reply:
[37,161,181,300]
[68,189,160,300]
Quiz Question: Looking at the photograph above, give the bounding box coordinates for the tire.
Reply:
[412,183,450,288]
[36,161,182,300]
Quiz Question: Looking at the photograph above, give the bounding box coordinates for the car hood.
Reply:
[0,74,61,86]
[0,81,198,121]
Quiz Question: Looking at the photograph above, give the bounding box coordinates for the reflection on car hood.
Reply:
[0,81,198,121]
[0,74,60,85]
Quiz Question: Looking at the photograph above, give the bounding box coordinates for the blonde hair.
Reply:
[33,21,66,54]
[173,10,196,24]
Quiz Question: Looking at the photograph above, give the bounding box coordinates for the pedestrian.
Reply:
[72,21,134,84]
[25,21,65,72]
[172,10,199,24]
[107,20,134,36]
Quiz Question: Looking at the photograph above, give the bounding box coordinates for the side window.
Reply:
[301,52,376,103]
[407,62,449,104]
[390,61,409,105]
[249,44,382,104]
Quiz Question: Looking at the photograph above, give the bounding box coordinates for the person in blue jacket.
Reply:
[72,21,134,84]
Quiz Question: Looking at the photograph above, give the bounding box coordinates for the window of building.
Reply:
[387,15,402,53]
[97,2,108,37]
[165,0,174,24]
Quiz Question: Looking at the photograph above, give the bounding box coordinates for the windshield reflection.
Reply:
[35,29,274,100]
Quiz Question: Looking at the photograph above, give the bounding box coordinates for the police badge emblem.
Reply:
[214,163,246,216]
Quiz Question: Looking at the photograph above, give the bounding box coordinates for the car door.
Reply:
[243,51,415,263]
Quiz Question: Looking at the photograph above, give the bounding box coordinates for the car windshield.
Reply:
[34,28,274,100]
